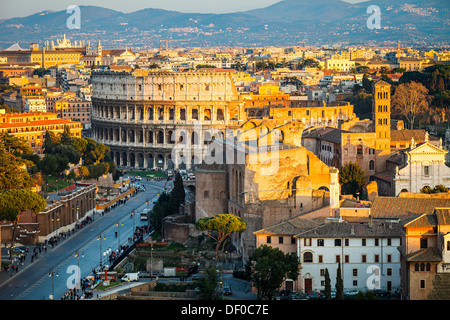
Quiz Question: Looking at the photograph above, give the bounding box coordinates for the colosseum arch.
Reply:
[147,153,154,168]
[157,107,164,120]
[130,153,136,167]
[148,107,154,120]
[157,130,164,144]
[115,152,121,166]
[122,152,127,167]
[216,108,224,121]
[167,130,174,144]
[138,153,144,168]
[147,130,154,144]
[128,130,135,143]
[192,131,199,145]
[192,108,199,120]
[180,108,186,121]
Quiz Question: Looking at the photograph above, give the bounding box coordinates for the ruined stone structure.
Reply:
[195,119,340,259]
[91,69,243,170]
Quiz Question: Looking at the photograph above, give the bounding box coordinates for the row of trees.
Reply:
[40,125,114,180]
[149,172,186,233]
[0,133,47,260]
[349,64,450,131]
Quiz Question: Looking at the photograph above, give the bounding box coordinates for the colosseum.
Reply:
[91,69,356,171]
[91,69,244,170]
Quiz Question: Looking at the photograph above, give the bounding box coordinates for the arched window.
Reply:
[303,252,313,263]
[369,160,375,171]
[426,263,431,272]
[414,263,419,272]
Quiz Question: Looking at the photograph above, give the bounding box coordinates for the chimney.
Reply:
[368,213,373,229]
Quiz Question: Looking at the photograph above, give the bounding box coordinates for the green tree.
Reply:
[196,214,246,265]
[339,162,366,198]
[324,268,332,300]
[84,138,110,165]
[0,133,39,190]
[171,172,186,207]
[250,245,299,300]
[60,125,72,146]
[197,265,219,300]
[0,189,46,260]
[42,130,60,154]
[52,144,81,165]
[336,262,344,300]
[38,154,59,176]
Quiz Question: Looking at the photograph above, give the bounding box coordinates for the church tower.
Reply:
[373,80,391,173]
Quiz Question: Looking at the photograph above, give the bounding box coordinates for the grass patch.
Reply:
[45,176,73,192]
[95,281,124,291]
[127,170,168,179]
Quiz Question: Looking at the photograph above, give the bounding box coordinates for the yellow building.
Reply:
[399,57,423,71]
[0,45,82,68]
[0,112,83,154]
[325,58,355,72]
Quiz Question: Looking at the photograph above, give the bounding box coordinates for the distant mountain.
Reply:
[0,1,448,50]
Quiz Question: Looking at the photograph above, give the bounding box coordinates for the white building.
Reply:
[393,134,450,195]
[24,98,47,113]
[295,218,402,294]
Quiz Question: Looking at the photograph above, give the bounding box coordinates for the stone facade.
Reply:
[393,137,450,195]
[195,119,340,259]
[91,69,243,170]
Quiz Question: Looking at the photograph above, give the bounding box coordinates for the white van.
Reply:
[121,273,139,282]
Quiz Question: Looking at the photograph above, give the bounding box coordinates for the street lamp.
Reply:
[97,233,106,269]
[48,268,58,300]
[115,221,124,249]
[74,250,84,289]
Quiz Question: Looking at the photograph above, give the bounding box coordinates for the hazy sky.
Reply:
[0,0,369,20]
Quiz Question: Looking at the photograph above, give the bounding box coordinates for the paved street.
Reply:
[0,179,169,300]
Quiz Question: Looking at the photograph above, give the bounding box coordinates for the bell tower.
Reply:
[373,80,391,173]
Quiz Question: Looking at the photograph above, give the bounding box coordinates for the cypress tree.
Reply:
[325,268,332,300]
[336,262,344,300]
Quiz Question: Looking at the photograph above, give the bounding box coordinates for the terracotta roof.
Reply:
[403,214,437,228]
[295,219,402,238]
[253,215,323,236]
[0,118,81,129]
[370,197,450,219]
[435,208,450,225]
[391,129,439,142]
[406,248,442,262]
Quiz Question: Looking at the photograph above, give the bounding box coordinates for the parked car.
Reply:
[278,290,292,300]
[290,291,301,299]
[223,286,232,296]
[306,291,324,300]
[344,290,360,298]
[12,247,26,253]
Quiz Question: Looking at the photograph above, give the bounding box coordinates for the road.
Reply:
[0,178,169,300]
